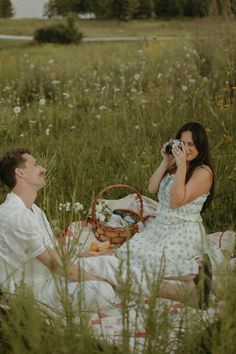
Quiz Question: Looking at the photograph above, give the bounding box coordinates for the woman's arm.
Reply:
[169,145,212,208]
[148,142,175,194]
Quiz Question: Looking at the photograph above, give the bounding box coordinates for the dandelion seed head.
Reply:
[13,106,21,115]
[39,98,46,105]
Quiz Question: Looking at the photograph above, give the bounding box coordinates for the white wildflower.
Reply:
[157,73,162,79]
[45,128,50,136]
[135,125,139,130]
[181,85,188,92]
[48,124,53,128]
[29,120,36,124]
[62,92,70,99]
[134,73,140,81]
[3,86,11,91]
[65,202,71,212]
[52,80,60,85]
[39,98,46,105]
[113,87,120,93]
[84,88,89,93]
[137,49,144,55]
[30,64,35,69]
[131,88,137,93]
[68,104,74,108]
[73,202,84,212]
[19,133,25,138]
[13,106,21,115]
[188,78,196,84]
[70,125,76,130]
[152,122,157,127]
[58,203,64,211]
[99,105,107,111]
[48,59,54,64]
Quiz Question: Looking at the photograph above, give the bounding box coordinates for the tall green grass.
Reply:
[0,20,236,353]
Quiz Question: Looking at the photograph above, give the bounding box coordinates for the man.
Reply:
[0,148,116,311]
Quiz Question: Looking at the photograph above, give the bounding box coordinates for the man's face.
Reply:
[18,154,46,190]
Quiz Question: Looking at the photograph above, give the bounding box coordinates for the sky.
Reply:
[12,0,47,18]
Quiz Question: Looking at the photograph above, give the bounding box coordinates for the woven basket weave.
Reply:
[91,184,144,245]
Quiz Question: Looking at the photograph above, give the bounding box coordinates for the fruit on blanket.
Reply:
[90,242,100,252]
[89,241,111,252]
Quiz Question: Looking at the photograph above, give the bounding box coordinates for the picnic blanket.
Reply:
[62,194,235,350]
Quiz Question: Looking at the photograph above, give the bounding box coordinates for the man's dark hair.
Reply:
[0,148,31,189]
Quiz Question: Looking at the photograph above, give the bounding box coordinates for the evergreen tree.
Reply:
[0,0,14,18]
[45,0,77,17]
[74,0,93,13]
[91,0,113,18]
[183,0,211,17]
[111,0,134,19]
[154,0,183,17]
[130,0,141,18]
[139,0,154,17]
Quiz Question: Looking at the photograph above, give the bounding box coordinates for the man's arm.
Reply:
[36,247,107,282]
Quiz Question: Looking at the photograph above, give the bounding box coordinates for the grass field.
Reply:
[0,18,236,353]
[1,17,236,38]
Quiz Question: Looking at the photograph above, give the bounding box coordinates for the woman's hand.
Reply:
[172,142,187,167]
[160,141,175,168]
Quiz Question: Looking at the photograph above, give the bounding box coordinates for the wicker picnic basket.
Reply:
[91,184,144,245]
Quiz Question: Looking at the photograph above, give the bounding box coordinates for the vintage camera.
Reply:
[165,139,182,155]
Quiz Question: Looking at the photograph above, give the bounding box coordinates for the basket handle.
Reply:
[91,184,144,224]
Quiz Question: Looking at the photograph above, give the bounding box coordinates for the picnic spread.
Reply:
[61,192,236,350]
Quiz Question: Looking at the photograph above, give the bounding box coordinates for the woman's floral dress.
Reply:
[116,174,215,277]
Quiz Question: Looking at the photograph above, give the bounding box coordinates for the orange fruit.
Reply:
[90,242,99,252]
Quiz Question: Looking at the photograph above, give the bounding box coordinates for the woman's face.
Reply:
[180,130,199,162]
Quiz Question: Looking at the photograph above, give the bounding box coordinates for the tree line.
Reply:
[44,0,236,19]
[0,0,236,19]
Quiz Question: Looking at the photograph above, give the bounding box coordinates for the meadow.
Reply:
[0,18,236,353]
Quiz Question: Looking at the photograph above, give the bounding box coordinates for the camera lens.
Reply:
[165,139,182,155]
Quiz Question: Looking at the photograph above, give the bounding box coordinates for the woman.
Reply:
[116,121,216,279]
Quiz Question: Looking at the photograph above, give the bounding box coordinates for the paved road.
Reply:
[0,34,188,42]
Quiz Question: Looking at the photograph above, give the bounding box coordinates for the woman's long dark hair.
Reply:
[175,122,214,212]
